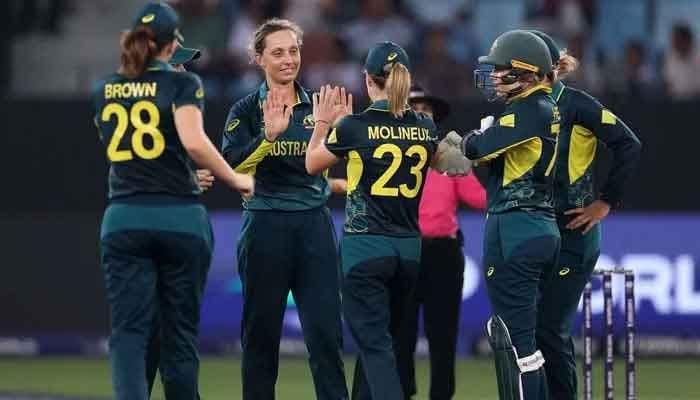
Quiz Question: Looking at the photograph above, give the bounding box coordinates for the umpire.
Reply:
[395,86,487,400]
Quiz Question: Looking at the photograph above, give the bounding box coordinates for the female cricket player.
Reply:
[144,42,205,399]
[93,3,253,400]
[305,42,460,400]
[458,30,561,399]
[530,30,642,400]
[395,86,487,400]
[220,18,348,400]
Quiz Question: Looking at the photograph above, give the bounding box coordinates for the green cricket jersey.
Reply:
[325,100,437,237]
[221,82,330,211]
[463,84,560,214]
[550,81,642,212]
[93,60,204,200]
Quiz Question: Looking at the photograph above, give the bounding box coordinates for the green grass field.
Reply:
[0,356,698,399]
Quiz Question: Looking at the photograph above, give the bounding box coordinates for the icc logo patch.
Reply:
[303,114,316,129]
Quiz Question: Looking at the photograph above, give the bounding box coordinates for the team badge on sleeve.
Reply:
[303,114,316,129]
[227,119,240,132]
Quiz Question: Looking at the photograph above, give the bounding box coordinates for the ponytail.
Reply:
[385,63,411,118]
[369,63,411,118]
[556,51,580,80]
[119,26,162,79]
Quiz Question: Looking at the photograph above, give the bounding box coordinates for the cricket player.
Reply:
[144,41,205,398]
[530,30,642,400]
[93,3,252,399]
[220,18,348,400]
[455,29,562,399]
[305,41,463,400]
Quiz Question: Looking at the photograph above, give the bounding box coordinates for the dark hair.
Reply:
[249,18,303,60]
[118,26,171,79]
[672,23,693,43]
[369,62,411,118]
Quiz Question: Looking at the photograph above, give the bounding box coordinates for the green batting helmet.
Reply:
[478,30,553,75]
[528,30,561,66]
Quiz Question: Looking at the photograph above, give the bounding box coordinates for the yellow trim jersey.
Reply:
[221,82,330,210]
[550,81,642,211]
[92,60,204,199]
[463,85,559,214]
[325,100,437,236]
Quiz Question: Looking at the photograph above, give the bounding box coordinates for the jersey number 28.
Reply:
[371,143,427,198]
[102,100,165,162]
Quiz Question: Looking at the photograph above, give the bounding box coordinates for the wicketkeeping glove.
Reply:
[434,131,473,176]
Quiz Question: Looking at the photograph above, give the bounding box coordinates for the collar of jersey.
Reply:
[507,84,552,103]
[258,81,310,107]
[365,99,411,112]
[146,59,175,72]
[551,80,566,103]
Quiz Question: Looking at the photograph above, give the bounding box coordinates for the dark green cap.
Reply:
[364,41,410,77]
[170,44,201,65]
[478,29,552,75]
[133,2,183,43]
[529,30,561,65]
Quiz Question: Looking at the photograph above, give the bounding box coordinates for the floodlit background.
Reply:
[1,0,699,399]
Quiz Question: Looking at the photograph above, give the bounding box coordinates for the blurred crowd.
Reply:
[9,0,700,102]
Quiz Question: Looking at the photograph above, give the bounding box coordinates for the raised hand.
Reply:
[312,85,339,128]
[332,86,353,125]
[262,88,292,141]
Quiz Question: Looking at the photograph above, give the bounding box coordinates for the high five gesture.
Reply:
[262,87,293,141]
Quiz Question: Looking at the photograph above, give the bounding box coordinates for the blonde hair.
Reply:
[555,50,580,80]
[118,26,169,79]
[249,18,303,61]
[370,63,412,118]
[386,63,411,118]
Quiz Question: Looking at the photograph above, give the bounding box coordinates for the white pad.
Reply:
[517,350,545,373]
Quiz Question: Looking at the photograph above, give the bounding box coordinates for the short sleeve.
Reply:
[174,72,205,111]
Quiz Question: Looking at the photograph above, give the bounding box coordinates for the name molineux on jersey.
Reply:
[367,125,431,141]
[104,82,157,99]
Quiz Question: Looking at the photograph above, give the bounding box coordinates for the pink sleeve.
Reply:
[455,173,487,210]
